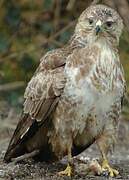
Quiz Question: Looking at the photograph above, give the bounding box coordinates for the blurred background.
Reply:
[0,0,129,139]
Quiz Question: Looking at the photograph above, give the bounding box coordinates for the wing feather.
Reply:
[4,49,66,162]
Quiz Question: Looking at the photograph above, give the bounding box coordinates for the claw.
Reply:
[58,163,71,176]
[97,141,119,178]
[102,160,119,177]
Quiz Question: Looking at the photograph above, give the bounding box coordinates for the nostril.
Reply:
[95,25,101,35]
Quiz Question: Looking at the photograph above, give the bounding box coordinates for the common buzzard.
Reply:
[4,4,126,177]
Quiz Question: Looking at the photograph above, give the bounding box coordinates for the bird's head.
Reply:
[75,4,123,46]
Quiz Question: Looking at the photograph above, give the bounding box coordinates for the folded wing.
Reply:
[4,49,66,162]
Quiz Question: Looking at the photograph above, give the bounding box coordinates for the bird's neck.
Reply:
[73,30,119,50]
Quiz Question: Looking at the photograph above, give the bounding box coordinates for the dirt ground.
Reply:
[0,108,129,180]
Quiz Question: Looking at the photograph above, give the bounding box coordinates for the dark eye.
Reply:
[88,18,93,25]
[106,21,113,27]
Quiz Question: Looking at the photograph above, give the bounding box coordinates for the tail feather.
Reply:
[3,142,26,163]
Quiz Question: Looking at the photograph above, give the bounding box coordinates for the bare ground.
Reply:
[0,108,129,180]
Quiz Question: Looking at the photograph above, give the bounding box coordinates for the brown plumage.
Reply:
[4,4,126,177]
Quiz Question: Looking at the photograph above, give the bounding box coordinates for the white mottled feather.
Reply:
[63,40,125,136]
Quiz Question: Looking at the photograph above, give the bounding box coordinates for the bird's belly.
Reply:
[63,72,122,137]
[72,87,121,147]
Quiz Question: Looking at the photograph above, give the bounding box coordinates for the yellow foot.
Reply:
[58,163,71,176]
[102,161,119,177]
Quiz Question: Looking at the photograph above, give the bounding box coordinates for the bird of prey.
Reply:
[4,4,126,178]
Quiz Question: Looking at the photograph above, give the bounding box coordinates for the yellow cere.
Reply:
[96,20,102,27]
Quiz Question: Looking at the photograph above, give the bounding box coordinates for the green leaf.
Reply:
[46,43,56,51]
[43,0,52,9]
[59,31,72,44]
[18,53,35,72]
[41,21,53,35]
[0,34,8,53]
[4,5,21,29]
[2,91,20,107]
[120,39,129,53]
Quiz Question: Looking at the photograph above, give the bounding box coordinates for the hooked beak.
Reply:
[95,20,102,35]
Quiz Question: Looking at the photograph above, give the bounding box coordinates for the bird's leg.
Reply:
[58,148,72,176]
[100,149,119,177]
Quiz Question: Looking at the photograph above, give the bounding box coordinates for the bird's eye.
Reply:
[88,18,93,25]
[106,21,113,28]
